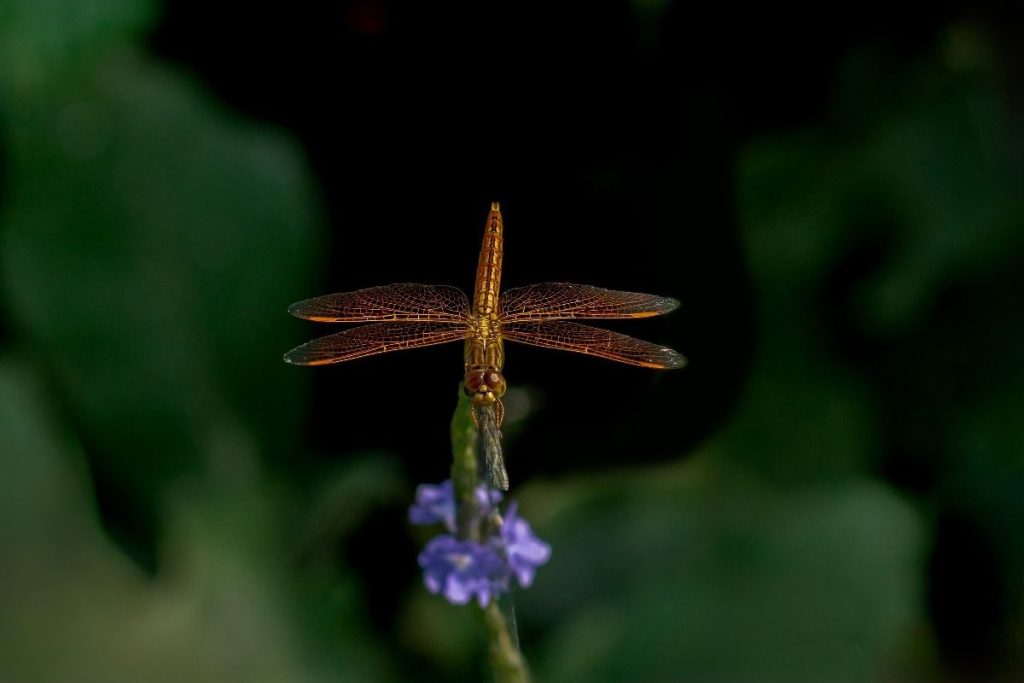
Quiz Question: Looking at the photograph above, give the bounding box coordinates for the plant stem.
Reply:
[483,601,529,683]
[450,389,483,542]
[450,388,531,683]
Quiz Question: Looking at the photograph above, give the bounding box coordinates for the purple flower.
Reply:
[498,503,552,588]
[409,480,456,532]
[411,481,550,606]
[418,535,508,606]
[476,486,504,512]
[409,480,503,533]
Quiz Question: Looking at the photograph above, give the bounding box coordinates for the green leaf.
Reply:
[0,55,324,508]
[525,464,924,683]
[0,0,155,90]
[0,357,390,683]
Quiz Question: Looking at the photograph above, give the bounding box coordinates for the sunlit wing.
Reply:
[283,322,468,366]
[499,283,679,322]
[501,320,686,369]
[288,284,470,323]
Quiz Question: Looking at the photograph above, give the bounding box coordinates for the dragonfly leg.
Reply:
[470,400,504,429]
[494,398,505,428]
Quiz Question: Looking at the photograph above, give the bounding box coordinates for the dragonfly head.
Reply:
[464,368,507,406]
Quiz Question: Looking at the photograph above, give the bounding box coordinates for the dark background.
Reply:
[2,1,1023,681]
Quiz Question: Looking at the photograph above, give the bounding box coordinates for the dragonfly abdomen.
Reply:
[473,202,504,318]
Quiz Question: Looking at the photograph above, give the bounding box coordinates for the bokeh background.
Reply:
[2,1,1023,681]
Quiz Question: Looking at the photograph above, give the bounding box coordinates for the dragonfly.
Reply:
[284,202,685,427]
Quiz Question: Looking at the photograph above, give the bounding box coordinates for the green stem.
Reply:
[482,602,529,683]
[450,388,531,683]
[450,389,483,541]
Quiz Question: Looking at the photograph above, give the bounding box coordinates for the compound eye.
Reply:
[464,371,485,395]
[485,371,507,397]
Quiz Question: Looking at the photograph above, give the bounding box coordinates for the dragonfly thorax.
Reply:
[464,367,507,406]
[472,317,497,338]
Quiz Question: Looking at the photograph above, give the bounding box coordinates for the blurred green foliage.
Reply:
[1,1,1022,681]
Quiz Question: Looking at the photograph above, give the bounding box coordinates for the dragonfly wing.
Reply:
[502,320,685,369]
[289,284,470,322]
[499,282,679,321]
[284,322,467,365]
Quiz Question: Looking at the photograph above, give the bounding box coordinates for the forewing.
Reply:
[501,320,685,369]
[283,322,467,365]
[288,284,470,322]
[499,282,679,321]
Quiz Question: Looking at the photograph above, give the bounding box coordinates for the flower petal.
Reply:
[409,480,457,532]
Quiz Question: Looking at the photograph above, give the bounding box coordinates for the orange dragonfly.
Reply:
[284,203,685,424]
